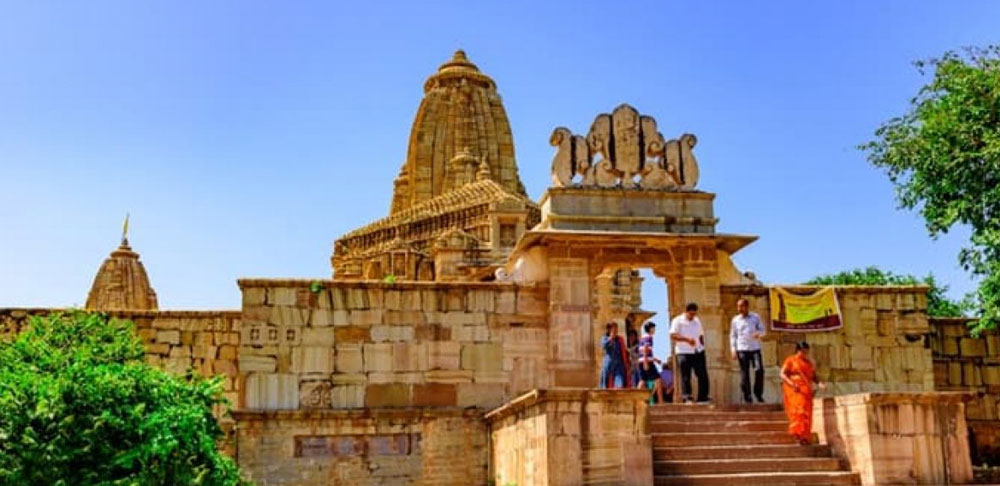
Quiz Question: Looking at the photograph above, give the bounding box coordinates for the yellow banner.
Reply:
[768,287,842,332]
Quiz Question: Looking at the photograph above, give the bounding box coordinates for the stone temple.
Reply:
[3,50,999,485]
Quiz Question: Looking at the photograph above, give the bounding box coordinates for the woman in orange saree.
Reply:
[780,341,823,445]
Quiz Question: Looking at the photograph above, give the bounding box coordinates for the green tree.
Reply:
[805,266,969,318]
[0,311,249,486]
[862,46,1000,332]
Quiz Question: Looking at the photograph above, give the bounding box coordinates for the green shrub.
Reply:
[0,311,249,486]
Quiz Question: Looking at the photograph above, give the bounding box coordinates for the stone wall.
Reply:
[236,279,550,411]
[719,286,934,403]
[813,392,973,485]
[234,409,486,486]
[485,388,652,486]
[929,317,1000,463]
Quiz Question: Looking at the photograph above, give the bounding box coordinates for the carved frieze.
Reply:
[550,104,699,190]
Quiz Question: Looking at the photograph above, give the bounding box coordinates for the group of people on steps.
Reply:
[599,298,824,445]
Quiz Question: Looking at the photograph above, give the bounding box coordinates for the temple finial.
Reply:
[121,212,130,247]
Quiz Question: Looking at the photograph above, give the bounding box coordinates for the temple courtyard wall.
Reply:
[3,280,999,483]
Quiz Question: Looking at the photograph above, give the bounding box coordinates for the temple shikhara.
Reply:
[4,51,997,486]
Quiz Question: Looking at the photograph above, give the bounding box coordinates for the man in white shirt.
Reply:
[670,302,710,403]
[730,298,766,404]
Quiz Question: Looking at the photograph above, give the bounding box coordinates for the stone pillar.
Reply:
[675,244,728,404]
[486,388,652,486]
[548,258,595,387]
[813,392,973,485]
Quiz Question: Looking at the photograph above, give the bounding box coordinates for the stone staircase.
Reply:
[649,403,860,486]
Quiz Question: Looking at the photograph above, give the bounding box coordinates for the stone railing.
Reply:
[485,388,652,486]
[813,392,973,485]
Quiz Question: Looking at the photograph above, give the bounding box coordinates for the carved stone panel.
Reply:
[549,104,700,190]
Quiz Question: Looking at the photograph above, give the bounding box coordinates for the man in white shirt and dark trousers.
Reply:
[670,302,710,403]
[730,298,766,404]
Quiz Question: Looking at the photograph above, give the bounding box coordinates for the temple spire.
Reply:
[85,217,158,311]
[390,49,525,214]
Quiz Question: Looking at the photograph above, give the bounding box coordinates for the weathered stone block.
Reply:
[859,308,878,335]
[157,330,180,344]
[948,362,963,386]
[461,343,503,372]
[269,306,308,327]
[496,290,516,314]
[365,383,411,407]
[350,309,383,326]
[426,369,474,383]
[291,346,334,373]
[245,373,298,409]
[441,311,487,326]
[467,290,495,312]
[364,343,393,372]
[243,287,267,306]
[412,383,456,406]
[330,384,364,408]
[400,290,422,311]
[346,288,368,309]
[960,338,987,357]
[370,325,414,342]
[850,345,874,370]
[212,359,237,377]
[301,327,335,346]
[310,309,333,327]
[270,288,297,306]
[428,341,461,370]
[147,343,170,355]
[457,383,506,408]
[239,355,277,373]
[334,326,370,343]
[192,345,217,359]
[393,343,428,371]
[452,325,490,342]
[335,344,364,373]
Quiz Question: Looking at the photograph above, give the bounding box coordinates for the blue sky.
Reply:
[1,1,997,314]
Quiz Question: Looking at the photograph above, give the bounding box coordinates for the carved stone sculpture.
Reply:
[548,104,701,190]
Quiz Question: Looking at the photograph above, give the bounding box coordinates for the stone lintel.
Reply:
[508,230,757,260]
[539,186,716,204]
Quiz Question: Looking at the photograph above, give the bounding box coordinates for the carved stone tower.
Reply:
[333,51,539,281]
[85,236,158,311]
[389,50,526,214]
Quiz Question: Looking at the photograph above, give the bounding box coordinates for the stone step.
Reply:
[653,431,798,447]
[649,403,784,414]
[655,457,844,475]
[650,411,788,422]
[649,419,787,433]
[655,444,834,461]
[654,471,861,486]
